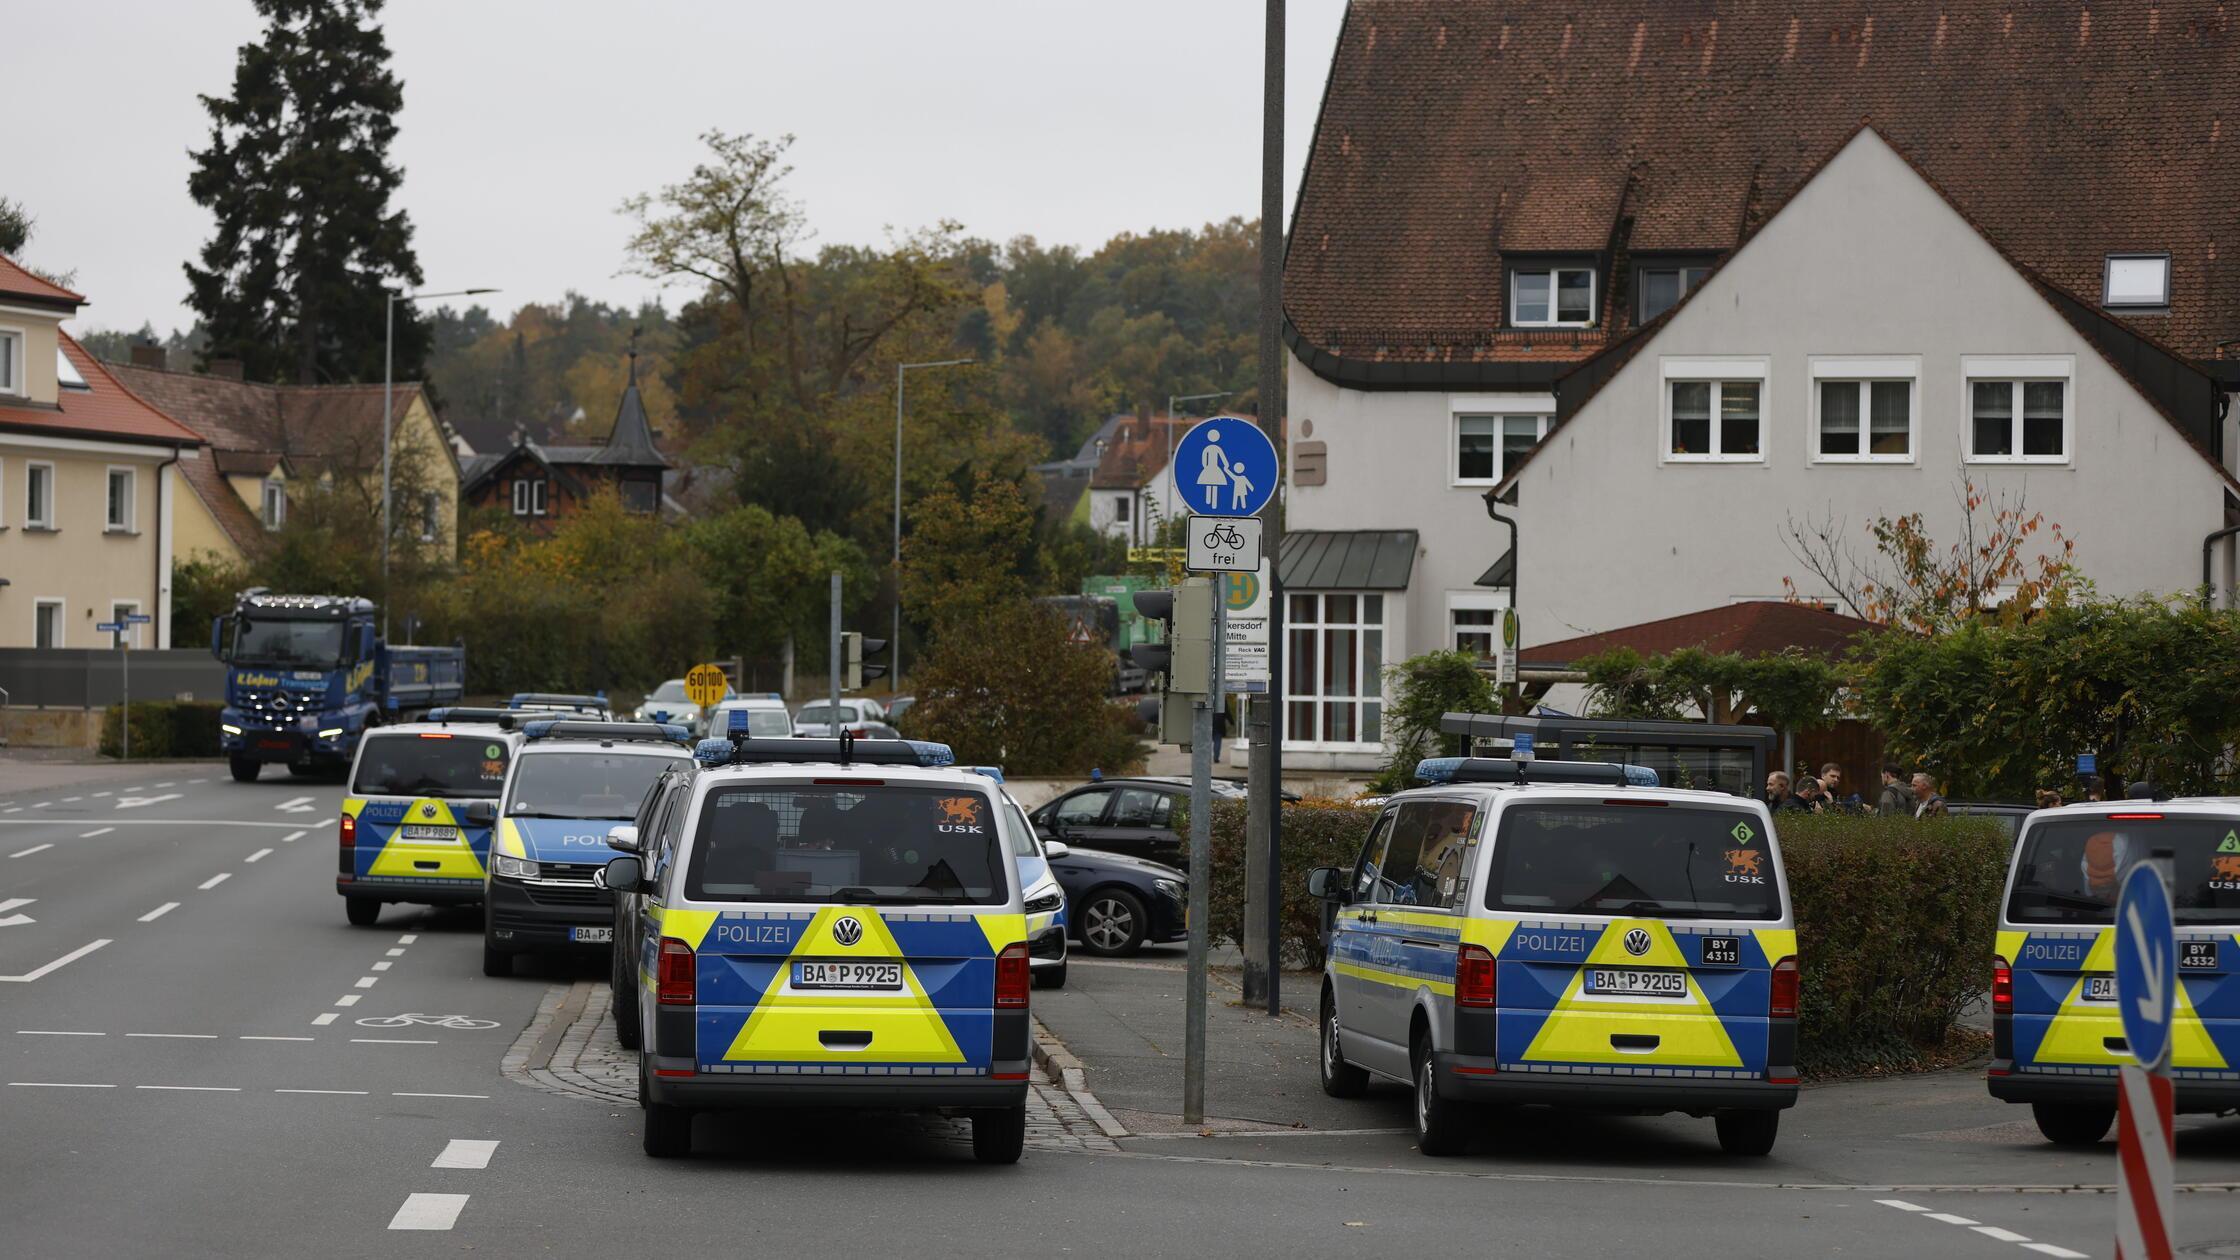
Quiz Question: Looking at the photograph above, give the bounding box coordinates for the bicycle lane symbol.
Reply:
[354,1013,501,1031]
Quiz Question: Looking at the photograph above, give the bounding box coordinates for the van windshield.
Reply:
[685,785,1007,905]
[1487,803,1782,921]
[2006,814,2240,926]
[233,618,346,668]
[507,751,681,820]
[352,732,510,799]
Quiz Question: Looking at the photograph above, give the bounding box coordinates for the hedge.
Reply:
[1203,802,2009,1075]
[100,700,226,760]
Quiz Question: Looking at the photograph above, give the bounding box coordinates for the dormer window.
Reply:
[1635,259,1713,323]
[2102,253,2170,311]
[56,347,88,390]
[1509,262,1596,327]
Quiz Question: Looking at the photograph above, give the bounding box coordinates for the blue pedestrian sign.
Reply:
[1172,416,1278,518]
[2116,861,2176,1069]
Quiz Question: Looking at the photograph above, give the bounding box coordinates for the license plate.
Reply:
[1700,937,1741,966]
[2181,941,2219,971]
[570,926,613,944]
[793,961,902,990]
[2082,975,2117,1001]
[400,824,457,841]
[1584,968,1688,997]
[257,739,291,750]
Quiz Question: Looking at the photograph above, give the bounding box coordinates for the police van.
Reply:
[338,709,525,927]
[482,719,691,977]
[1990,798,2240,1143]
[600,725,1034,1162]
[976,769,1069,990]
[1308,757,1799,1156]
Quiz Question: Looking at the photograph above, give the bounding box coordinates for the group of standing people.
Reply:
[1763,762,1950,819]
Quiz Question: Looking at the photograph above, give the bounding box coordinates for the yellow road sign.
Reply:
[684,663,731,708]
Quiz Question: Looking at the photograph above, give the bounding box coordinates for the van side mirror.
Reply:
[1306,866,1346,902]
[607,824,642,854]
[210,615,231,659]
[597,855,645,894]
[359,624,378,660]
[459,800,497,827]
[1041,839,1071,860]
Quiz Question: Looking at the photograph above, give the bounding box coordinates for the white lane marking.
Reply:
[92,792,111,798]
[9,844,52,858]
[0,896,36,924]
[188,779,208,785]
[277,1088,367,1095]
[244,847,273,863]
[395,1092,489,1099]
[0,939,111,983]
[334,995,361,1007]
[80,827,113,838]
[274,796,318,814]
[2022,1246,2090,1259]
[31,802,49,809]
[127,1033,217,1040]
[385,948,405,957]
[398,933,418,944]
[3,807,19,813]
[387,1193,469,1231]
[112,794,182,810]
[311,1013,338,1026]
[241,1035,314,1042]
[372,961,392,972]
[1974,1227,2032,1243]
[1875,1200,1928,1211]
[198,872,231,890]
[18,1030,103,1036]
[137,1085,240,1092]
[124,786,144,792]
[154,782,175,789]
[281,829,306,843]
[351,1038,437,1045]
[138,902,180,923]
[61,796,81,803]
[1924,1213,1979,1226]
[353,976,379,989]
[431,1139,499,1169]
[10,1081,114,1088]
[0,818,307,828]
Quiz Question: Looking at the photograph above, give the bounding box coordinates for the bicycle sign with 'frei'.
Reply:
[1187,514,1262,573]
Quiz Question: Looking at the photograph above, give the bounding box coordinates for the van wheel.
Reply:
[229,756,261,783]
[971,1105,1026,1165]
[1412,1035,1471,1156]
[481,942,511,978]
[1078,889,1148,956]
[1715,1109,1780,1156]
[611,941,643,1050]
[344,897,380,927]
[1032,961,1067,990]
[1319,986,1369,1098]
[2032,1102,2114,1146]
[643,1103,694,1158]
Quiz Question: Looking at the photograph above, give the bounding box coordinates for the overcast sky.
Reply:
[2,0,1347,337]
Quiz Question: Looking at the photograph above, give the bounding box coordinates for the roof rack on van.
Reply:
[423,707,525,729]
[691,732,955,770]
[521,719,689,745]
[1414,757,1660,787]
[965,766,1006,782]
[508,692,609,710]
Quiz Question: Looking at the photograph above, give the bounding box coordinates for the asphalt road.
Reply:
[0,765,2229,1258]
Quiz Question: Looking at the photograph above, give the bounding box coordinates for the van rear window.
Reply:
[352,732,509,799]
[2007,815,2240,926]
[1486,803,1782,921]
[685,785,1007,905]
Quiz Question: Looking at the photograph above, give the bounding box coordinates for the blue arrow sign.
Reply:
[1172,416,1278,518]
[2116,861,2176,1069]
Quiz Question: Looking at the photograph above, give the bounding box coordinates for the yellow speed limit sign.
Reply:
[684,663,731,708]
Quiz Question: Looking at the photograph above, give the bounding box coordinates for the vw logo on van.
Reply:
[420,803,437,819]
[1623,928,1652,957]
[832,916,864,947]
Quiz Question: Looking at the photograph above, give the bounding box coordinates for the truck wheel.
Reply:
[1412,1034,1473,1156]
[1715,1109,1780,1156]
[344,897,380,927]
[971,1105,1027,1165]
[2032,1102,2114,1146]
[229,756,261,783]
[611,941,643,1051]
[482,942,512,978]
[643,1102,695,1158]
[1031,961,1067,990]
[1320,985,1370,1098]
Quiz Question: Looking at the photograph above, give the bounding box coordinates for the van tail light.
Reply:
[656,938,696,1006]
[338,813,357,876]
[1455,944,1497,1008]
[994,942,1031,1009]
[1992,958,2013,1016]
[1770,956,1800,1019]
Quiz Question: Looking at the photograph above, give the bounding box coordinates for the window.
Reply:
[2103,253,2171,310]
[1662,359,1767,462]
[109,602,140,649]
[33,600,61,649]
[0,331,19,395]
[1113,495,1130,523]
[684,786,1007,906]
[511,479,529,516]
[1286,592,1384,747]
[1964,358,2073,464]
[620,479,658,514]
[1455,414,1550,483]
[1051,788,1113,828]
[1367,799,1482,908]
[25,462,53,529]
[532,479,548,516]
[105,467,134,532]
[261,479,286,530]
[512,478,548,517]
[1350,810,1395,902]
[1447,591,1506,660]
[1487,803,1781,920]
[1810,358,1918,462]
[56,347,87,390]
[1510,264,1595,326]
[419,491,439,542]
[1108,787,1172,828]
[1636,263,1711,323]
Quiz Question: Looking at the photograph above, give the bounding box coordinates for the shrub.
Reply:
[100,701,226,759]
[1371,650,1496,793]
[1205,797,1377,970]
[904,601,1145,775]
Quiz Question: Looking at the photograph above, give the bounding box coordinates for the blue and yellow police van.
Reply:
[973,767,1070,990]
[1990,797,2240,1143]
[1308,757,1799,1156]
[481,719,690,977]
[338,709,524,927]
[600,725,1034,1162]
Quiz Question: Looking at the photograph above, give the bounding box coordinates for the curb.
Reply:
[1033,1016,1130,1140]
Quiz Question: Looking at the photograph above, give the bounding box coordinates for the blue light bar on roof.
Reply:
[1414,757,1660,787]
[726,707,751,736]
[689,735,956,769]
[965,765,1006,782]
[523,719,688,744]
[693,737,732,766]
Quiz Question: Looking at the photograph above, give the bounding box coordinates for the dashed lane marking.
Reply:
[432,1139,499,1169]
[197,873,231,890]
[385,948,405,957]
[353,976,379,989]
[128,1033,216,1040]
[18,1030,103,1037]
[10,1082,113,1088]
[61,797,80,803]
[80,827,112,838]
[398,934,418,944]
[281,830,306,843]
[10,844,52,858]
[397,1093,489,1100]
[2022,1246,2090,1259]
[334,995,361,1007]
[137,1085,240,1092]
[1925,1213,1980,1225]
[311,1014,338,1026]
[154,782,175,789]
[0,940,111,983]
[0,818,300,828]
[372,962,392,971]
[1876,1195,2091,1259]
[352,1038,437,1045]
[138,902,179,923]
[1975,1228,2032,1243]
[277,1089,367,1095]
[10,1082,492,1100]
[242,1036,315,1042]
[92,792,110,798]
[245,847,273,863]
[387,1193,469,1231]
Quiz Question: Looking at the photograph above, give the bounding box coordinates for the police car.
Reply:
[481,719,691,977]
[1308,757,1799,1156]
[1990,797,2240,1143]
[969,768,1069,990]
[338,709,525,926]
[600,724,1035,1162]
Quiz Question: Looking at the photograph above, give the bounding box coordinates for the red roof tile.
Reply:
[0,334,203,447]
[0,252,84,307]
[177,446,272,560]
[1520,600,1878,668]
[104,363,452,479]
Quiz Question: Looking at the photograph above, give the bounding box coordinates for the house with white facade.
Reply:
[1278,1,2240,770]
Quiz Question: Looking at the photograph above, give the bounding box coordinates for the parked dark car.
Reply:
[1045,843,1188,957]
[1030,777,1297,863]
[1945,801,2035,841]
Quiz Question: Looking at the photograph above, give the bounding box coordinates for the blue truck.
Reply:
[212,591,467,782]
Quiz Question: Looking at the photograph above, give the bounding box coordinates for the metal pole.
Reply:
[120,627,129,763]
[829,571,842,728]
[1184,692,1212,1125]
[381,295,394,641]
[893,363,905,693]
[1244,0,1287,1014]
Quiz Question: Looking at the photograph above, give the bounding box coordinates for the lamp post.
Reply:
[892,358,973,691]
[1165,390,1232,538]
[384,286,497,640]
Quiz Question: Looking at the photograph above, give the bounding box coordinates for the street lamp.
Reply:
[892,358,973,692]
[384,286,497,639]
[1165,390,1232,543]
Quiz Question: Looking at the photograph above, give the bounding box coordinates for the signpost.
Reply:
[1186,515,1261,574]
[1497,606,1519,688]
[684,662,731,710]
[2114,856,2177,1260]
[97,614,152,761]
[1219,568,1270,694]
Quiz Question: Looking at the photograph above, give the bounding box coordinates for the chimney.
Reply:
[207,358,245,381]
[129,344,167,370]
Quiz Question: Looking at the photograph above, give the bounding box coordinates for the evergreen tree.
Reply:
[185,0,424,384]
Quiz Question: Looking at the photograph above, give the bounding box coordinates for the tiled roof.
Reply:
[1519,601,1878,668]
[102,363,457,481]
[0,252,83,307]
[1277,529,1419,591]
[1089,418,1185,491]
[581,358,670,469]
[0,334,203,447]
[177,449,271,560]
[1287,1,2239,366]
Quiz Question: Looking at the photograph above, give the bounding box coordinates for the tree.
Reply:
[0,197,28,256]
[1373,651,1498,792]
[185,0,425,385]
[684,505,873,665]
[904,603,1142,775]
[900,471,1040,633]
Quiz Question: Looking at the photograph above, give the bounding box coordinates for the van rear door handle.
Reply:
[1611,1034,1660,1052]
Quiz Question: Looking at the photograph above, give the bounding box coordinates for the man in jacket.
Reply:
[1911,772,1949,819]
[1875,763,1911,816]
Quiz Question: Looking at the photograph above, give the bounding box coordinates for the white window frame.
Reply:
[1660,357,1770,464]
[511,478,530,516]
[33,599,62,649]
[1808,357,1920,465]
[105,465,135,532]
[1634,261,1712,324]
[1449,393,1556,487]
[1962,355,2075,466]
[25,460,55,529]
[530,479,548,516]
[1446,589,1507,661]
[1284,591,1387,751]
[2102,253,2171,311]
[0,327,22,397]
[419,491,440,543]
[109,600,141,650]
[261,478,286,530]
[1509,266,1596,328]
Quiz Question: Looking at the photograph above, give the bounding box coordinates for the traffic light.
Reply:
[843,632,889,690]
[1131,581,1212,748]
